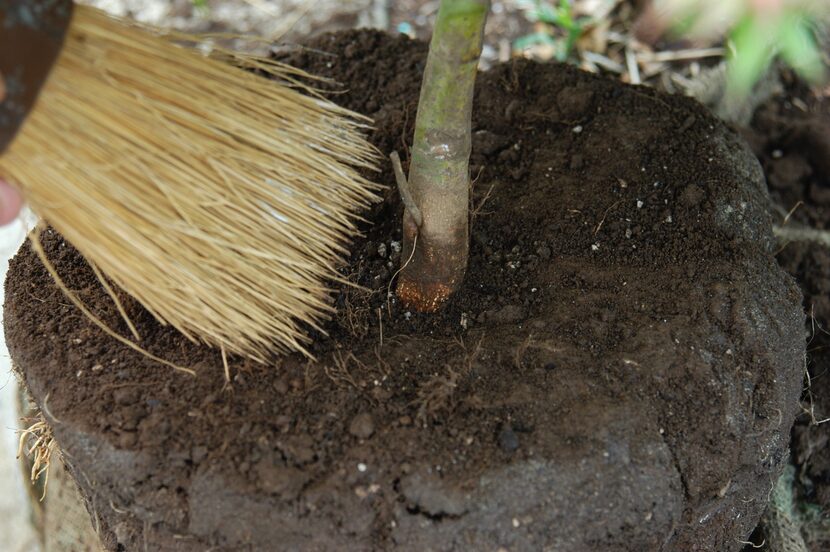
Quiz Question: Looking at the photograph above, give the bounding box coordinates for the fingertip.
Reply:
[0,181,23,226]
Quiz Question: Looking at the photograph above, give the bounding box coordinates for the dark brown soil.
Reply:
[5,31,806,551]
[744,83,830,551]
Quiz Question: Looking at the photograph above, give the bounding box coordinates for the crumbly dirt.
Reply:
[4,31,806,551]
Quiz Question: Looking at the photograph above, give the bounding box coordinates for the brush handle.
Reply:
[0,0,74,154]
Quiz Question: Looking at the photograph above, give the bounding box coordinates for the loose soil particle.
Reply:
[5,31,806,551]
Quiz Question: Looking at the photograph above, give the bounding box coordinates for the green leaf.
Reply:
[533,3,563,25]
[558,24,583,61]
[556,0,574,28]
[726,16,774,98]
[778,15,825,83]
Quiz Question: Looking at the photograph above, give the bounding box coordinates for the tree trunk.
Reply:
[396,0,489,312]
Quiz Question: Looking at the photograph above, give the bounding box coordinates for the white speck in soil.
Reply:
[591,243,600,251]
[572,125,583,133]
[772,149,783,158]
[625,228,632,239]
[377,243,387,258]
[390,241,401,254]
[357,463,367,472]
[636,200,644,209]
[665,215,673,223]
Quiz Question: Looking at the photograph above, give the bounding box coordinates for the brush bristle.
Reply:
[0,6,380,359]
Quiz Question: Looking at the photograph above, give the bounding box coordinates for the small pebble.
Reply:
[349,413,375,439]
[498,426,520,452]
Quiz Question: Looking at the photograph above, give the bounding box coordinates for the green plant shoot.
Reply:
[515,0,591,62]
[396,0,490,312]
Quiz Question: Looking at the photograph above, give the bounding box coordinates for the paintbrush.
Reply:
[0,1,379,360]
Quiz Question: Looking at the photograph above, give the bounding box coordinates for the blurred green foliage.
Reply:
[514,0,591,62]
[191,0,209,13]
[514,0,826,97]
[656,0,826,97]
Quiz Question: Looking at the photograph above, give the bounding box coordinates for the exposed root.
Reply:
[414,337,483,425]
[471,181,496,221]
[325,351,365,390]
[17,413,57,501]
[415,365,462,426]
[774,225,830,248]
[341,287,373,339]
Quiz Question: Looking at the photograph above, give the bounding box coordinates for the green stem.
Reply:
[397,0,489,312]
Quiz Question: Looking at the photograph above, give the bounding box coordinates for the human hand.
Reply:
[0,179,23,225]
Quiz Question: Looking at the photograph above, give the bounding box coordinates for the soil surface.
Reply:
[5,31,806,551]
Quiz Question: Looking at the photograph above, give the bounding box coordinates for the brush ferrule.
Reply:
[0,0,74,154]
